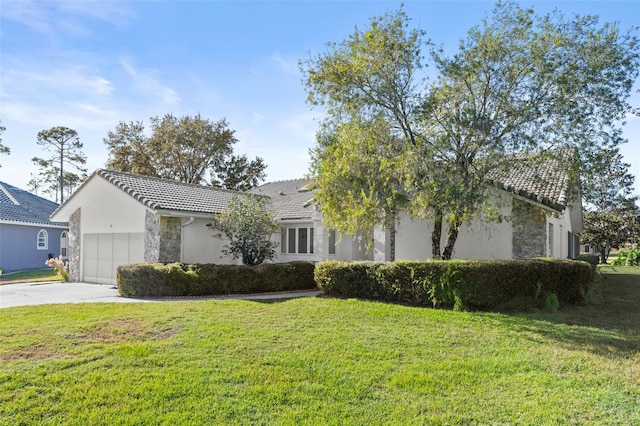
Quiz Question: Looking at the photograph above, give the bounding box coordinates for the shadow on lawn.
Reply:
[497,268,640,359]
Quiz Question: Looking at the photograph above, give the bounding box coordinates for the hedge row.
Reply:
[314,259,595,311]
[117,261,316,298]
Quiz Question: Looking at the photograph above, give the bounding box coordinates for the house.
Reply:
[249,179,368,263]
[0,182,68,273]
[50,170,247,284]
[51,153,582,285]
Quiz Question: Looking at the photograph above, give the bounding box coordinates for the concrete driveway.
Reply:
[0,281,321,309]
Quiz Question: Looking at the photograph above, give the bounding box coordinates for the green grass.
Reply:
[0,268,60,285]
[1,268,638,425]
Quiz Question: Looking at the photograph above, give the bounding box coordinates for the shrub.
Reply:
[45,256,69,282]
[611,247,640,266]
[577,253,600,269]
[314,259,594,311]
[117,261,316,298]
[545,293,559,313]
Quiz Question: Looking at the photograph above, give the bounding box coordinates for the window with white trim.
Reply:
[37,229,48,250]
[282,226,314,254]
[60,231,69,257]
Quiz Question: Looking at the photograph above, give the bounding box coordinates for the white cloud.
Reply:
[3,65,114,97]
[119,57,181,105]
[1,0,132,38]
[268,52,300,76]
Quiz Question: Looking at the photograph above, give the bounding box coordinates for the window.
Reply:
[328,229,336,255]
[37,230,48,250]
[280,229,286,254]
[298,228,308,254]
[548,224,554,257]
[282,226,315,254]
[60,231,69,257]
[288,229,296,254]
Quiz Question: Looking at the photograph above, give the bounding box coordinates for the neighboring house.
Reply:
[51,153,582,285]
[0,182,68,273]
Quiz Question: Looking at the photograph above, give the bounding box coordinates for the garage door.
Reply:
[83,233,144,285]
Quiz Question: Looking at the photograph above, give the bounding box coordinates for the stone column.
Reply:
[159,216,182,263]
[512,199,547,259]
[68,208,81,282]
[144,211,160,262]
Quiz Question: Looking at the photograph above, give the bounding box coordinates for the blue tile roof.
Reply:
[0,182,68,227]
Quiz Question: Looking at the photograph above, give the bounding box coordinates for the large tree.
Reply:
[104,114,266,188]
[0,121,10,166]
[209,195,281,265]
[312,117,408,260]
[412,2,639,258]
[33,126,87,203]
[581,147,637,263]
[301,7,422,259]
[303,2,640,260]
[210,154,267,192]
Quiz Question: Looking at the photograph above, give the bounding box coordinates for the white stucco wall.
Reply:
[546,208,574,259]
[74,177,148,234]
[181,217,239,264]
[391,190,514,261]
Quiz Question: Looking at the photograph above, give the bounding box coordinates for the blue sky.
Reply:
[1,0,639,199]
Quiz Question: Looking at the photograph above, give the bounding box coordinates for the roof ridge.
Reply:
[0,182,20,205]
[97,169,247,196]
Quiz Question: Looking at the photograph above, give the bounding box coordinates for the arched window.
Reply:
[60,231,69,258]
[37,229,48,250]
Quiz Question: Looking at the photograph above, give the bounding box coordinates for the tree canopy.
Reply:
[104,114,267,190]
[581,147,638,263]
[302,1,640,260]
[0,121,9,166]
[209,195,281,265]
[33,126,87,203]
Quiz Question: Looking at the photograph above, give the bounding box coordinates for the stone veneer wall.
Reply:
[68,208,81,282]
[159,216,182,262]
[512,198,547,259]
[144,211,160,262]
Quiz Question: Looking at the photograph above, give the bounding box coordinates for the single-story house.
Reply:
[51,153,582,285]
[0,181,68,273]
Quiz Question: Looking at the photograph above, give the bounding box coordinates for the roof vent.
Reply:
[279,191,286,196]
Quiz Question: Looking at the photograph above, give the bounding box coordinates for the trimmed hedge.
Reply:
[117,261,316,298]
[577,253,600,269]
[315,259,594,311]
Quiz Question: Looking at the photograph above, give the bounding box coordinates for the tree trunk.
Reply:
[442,217,463,260]
[599,246,608,264]
[431,211,443,259]
[389,222,396,262]
[60,146,65,204]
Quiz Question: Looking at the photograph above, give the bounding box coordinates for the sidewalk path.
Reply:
[0,282,321,309]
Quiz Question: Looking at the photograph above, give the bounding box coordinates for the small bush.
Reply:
[611,247,640,266]
[545,293,559,313]
[577,253,599,269]
[45,256,69,282]
[117,261,316,298]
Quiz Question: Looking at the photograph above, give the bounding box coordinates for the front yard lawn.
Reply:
[0,268,60,285]
[1,267,638,424]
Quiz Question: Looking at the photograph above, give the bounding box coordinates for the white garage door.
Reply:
[83,233,144,285]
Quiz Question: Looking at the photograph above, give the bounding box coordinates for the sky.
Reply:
[1,0,639,201]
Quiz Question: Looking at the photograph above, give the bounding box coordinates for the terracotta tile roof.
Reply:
[95,169,245,214]
[489,151,573,211]
[249,178,315,220]
[0,182,67,227]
